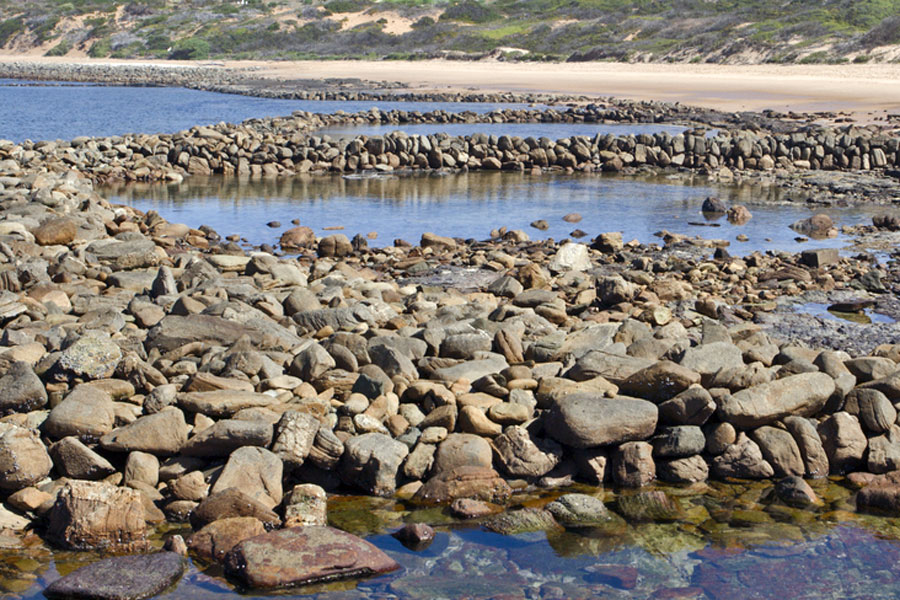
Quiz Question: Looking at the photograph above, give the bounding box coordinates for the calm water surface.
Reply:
[0,80,543,143]
[103,171,877,256]
[9,481,900,599]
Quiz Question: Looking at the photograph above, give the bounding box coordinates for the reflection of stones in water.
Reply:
[796,302,895,325]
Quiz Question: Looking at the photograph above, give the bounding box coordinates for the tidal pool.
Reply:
[103,171,878,257]
[8,480,900,600]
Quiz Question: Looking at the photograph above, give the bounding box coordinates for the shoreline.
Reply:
[3,55,900,117]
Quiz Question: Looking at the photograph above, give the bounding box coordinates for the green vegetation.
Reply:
[0,0,899,62]
[44,39,70,56]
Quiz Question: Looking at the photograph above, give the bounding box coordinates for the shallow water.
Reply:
[796,302,895,325]
[103,171,878,256]
[0,80,540,143]
[9,480,900,600]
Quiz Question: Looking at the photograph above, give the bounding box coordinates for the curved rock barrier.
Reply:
[0,164,899,592]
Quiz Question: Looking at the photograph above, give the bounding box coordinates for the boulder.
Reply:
[190,488,281,530]
[656,455,709,483]
[50,436,116,481]
[56,331,122,381]
[283,484,327,528]
[271,411,320,470]
[43,552,185,600]
[546,493,613,528]
[658,387,716,425]
[148,314,300,354]
[44,385,117,440]
[0,425,53,490]
[0,361,47,414]
[492,426,563,478]
[749,426,804,477]
[711,433,774,479]
[678,342,743,383]
[650,426,705,458]
[224,526,400,589]
[100,409,189,456]
[188,517,267,563]
[413,466,512,505]
[612,441,655,487]
[618,361,701,402]
[47,481,147,550]
[340,433,409,497]
[178,390,278,418]
[545,394,658,449]
[718,373,835,428]
[783,416,830,478]
[33,217,78,246]
[548,242,591,272]
[432,433,493,474]
[210,447,283,509]
[818,412,867,474]
[181,419,273,457]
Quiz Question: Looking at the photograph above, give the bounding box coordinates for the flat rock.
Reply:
[718,372,835,428]
[100,409,189,456]
[57,331,122,381]
[44,552,185,600]
[224,526,400,589]
[148,314,300,354]
[178,390,278,418]
[545,394,658,449]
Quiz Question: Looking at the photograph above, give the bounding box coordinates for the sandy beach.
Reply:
[3,54,900,116]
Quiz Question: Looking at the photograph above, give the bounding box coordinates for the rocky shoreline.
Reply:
[3,73,900,596]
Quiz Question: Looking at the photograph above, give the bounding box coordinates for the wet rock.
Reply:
[341,433,408,497]
[392,523,435,550]
[492,426,563,477]
[657,455,709,483]
[726,205,752,224]
[56,331,122,380]
[449,498,503,519]
[280,226,316,250]
[100,409,189,456]
[47,481,147,550]
[224,526,400,589]
[317,234,352,258]
[702,197,727,214]
[283,484,327,528]
[585,564,639,590]
[612,441,655,487]
[190,488,281,530]
[790,213,836,238]
[0,361,47,414]
[50,436,116,481]
[546,394,658,449]
[718,372,835,428]
[616,490,684,522]
[711,433,774,479]
[211,447,283,509]
[546,493,613,528]
[413,466,512,505]
[43,552,185,600]
[774,475,821,508]
[818,412,867,474]
[0,425,53,490]
[483,508,559,535]
[188,517,267,563]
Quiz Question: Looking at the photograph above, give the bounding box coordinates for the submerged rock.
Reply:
[44,552,185,600]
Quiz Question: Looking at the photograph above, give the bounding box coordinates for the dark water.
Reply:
[10,481,900,600]
[103,171,876,256]
[0,80,540,143]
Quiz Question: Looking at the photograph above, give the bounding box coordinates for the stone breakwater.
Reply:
[2,104,899,188]
[2,159,900,591]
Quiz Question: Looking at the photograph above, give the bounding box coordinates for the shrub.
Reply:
[45,40,71,57]
[440,0,500,24]
[168,37,210,60]
[88,37,112,57]
[412,15,435,29]
[0,18,24,46]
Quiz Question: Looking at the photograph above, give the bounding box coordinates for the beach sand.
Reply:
[3,55,900,117]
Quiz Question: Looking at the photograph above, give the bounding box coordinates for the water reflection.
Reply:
[102,171,876,256]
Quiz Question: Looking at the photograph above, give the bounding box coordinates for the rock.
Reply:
[844,388,897,434]
[43,552,185,600]
[585,564,638,590]
[224,526,400,589]
[774,476,821,508]
[449,498,502,519]
[545,394,658,449]
[619,361,701,402]
[271,411,320,470]
[597,275,637,305]
[47,481,147,550]
[188,517,267,563]
[190,488,281,530]
[148,314,300,354]
[392,523,435,550]
[100,409,189,456]
[280,226,316,250]
[290,342,336,381]
[702,197,727,213]
[210,447,283,509]
[432,433,493,474]
[178,390,278,418]
[548,242,591,272]
[868,426,900,474]
[483,508,559,535]
[56,331,122,380]
[593,232,624,253]
[33,217,78,246]
[790,213,835,237]
[612,441,655,487]
[45,386,116,440]
[433,355,509,384]
[50,436,116,481]
[168,471,208,502]
[726,205,752,224]
[711,433,775,479]
[124,451,159,488]
[0,425,53,490]
[441,332,492,359]
[413,466,512,505]
[283,484,327,528]
[318,234,353,258]
[0,361,47,414]
[421,232,457,251]
[492,426,563,477]
[181,419,273,457]
[307,427,345,470]
[341,433,408,497]
[718,372,835,428]
[818,412,867,474]
[546,493,612,527]
[749,426,804,477]
[845,357,897,383]
[800,248,839,268]
[657,455,709,483]
[616,490,684,522]
[658,387,716,425]
[678,342,743,383]
[783,416,829,478]
[650,426,706,458]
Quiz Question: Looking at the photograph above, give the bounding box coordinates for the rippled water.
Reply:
[10,481,900,600]
[0,80,540,143]
[103,171,877,256]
